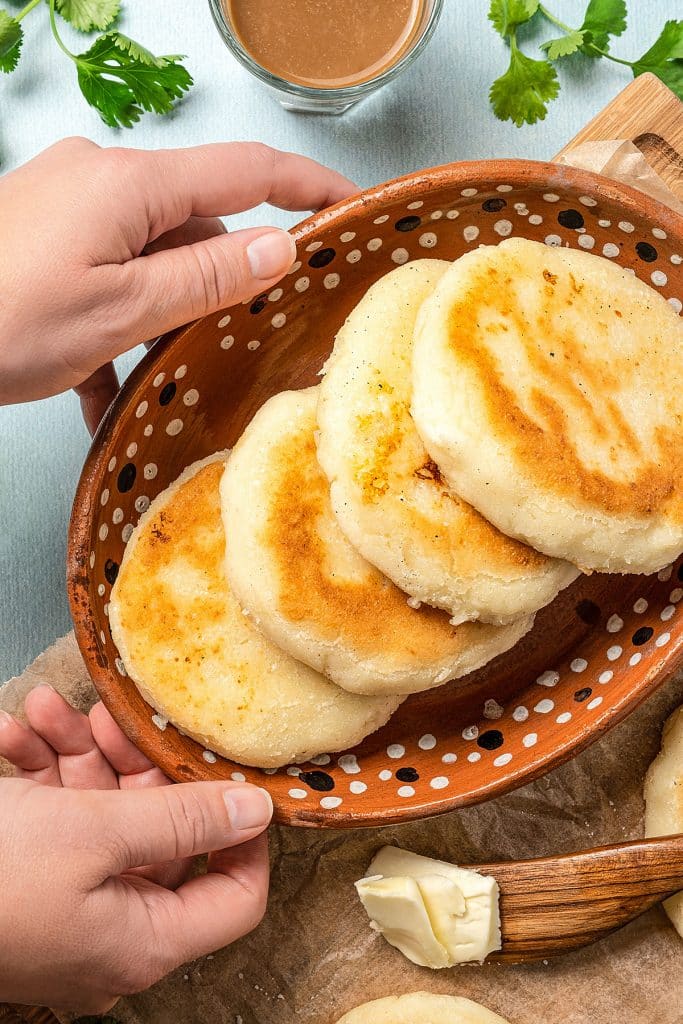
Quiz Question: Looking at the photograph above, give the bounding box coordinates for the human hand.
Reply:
[0,137,355,427]
[0,685,273,1012]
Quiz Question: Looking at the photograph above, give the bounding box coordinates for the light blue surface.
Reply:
[0,0,677,680]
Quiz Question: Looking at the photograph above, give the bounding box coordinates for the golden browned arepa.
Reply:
[220,388,533,697]
[412,238,683,573]
[109,455,401,768]
[317,259,577,624]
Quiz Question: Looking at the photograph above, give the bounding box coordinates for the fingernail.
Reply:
[0,710,13,729]
[224,785,273,831]
[35,683,56,693]
[246,230,296,280]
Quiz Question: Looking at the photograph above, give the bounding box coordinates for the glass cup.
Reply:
[208,0,444,114]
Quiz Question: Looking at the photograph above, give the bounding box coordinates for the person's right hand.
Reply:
[0,688,273,1013]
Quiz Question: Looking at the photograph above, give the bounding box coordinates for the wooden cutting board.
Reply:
[1,70,681,1024]
[555,73,683,201]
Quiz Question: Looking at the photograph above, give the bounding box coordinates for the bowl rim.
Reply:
[68,157,683,826]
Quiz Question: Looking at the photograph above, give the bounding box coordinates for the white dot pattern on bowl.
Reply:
[289,788,307,800]
[522,732,537,747]
[378,769,392,781]
[418,734,436,750]
[467,752,481,763]
[430,776,449,789]
[350,780,367,794]
[387,744,405,759]
[534,699,554,714]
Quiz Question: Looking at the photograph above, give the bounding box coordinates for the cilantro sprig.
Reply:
[0,0,192,127]
[489,0,683,126]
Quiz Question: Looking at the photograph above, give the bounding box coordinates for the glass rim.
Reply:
[207,0,444,100]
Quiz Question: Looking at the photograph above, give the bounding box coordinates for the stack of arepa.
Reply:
[110,237,683,769]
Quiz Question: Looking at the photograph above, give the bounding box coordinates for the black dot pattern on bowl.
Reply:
[574,687,592,702]
[558,209,584,229]
[678,563,683,582]
[159,382,176,406]
[396,767,419,782]
[308,248,336,269]
[636,241,658,262]
[299,770,335,792]
[395,216,421,232]
[576,599,601,626]
[632,626,654,646]
[117,463,136,493]
[104,559,119,585]
[250,296,267,314]
[482,198,507,213]
[477,729,504,750]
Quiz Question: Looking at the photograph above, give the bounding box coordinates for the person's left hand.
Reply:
[0,684,191,888]
[0,138,356,431]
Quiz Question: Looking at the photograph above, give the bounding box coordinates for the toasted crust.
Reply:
[109,455,401,768]
[412,238,683,573]
[221,388,533,696]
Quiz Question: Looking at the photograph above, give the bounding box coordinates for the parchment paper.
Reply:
[3,140,683,1023]
[1,633,682,1024]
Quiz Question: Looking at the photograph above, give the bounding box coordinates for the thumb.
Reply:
[113,226,296,355]
[96,781,273,875]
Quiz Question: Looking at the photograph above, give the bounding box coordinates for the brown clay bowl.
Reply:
[68,159,683,827]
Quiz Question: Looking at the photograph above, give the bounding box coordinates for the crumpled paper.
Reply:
[2,635,682,1024]
[557,138,683,215]
[3,138,683,1024]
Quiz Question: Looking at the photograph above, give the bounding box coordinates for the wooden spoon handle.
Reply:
[477,834,683,960]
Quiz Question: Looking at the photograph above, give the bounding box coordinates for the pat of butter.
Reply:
[355,846,501,967]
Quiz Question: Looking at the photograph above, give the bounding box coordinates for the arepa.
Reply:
[220,388,534,697]
[644,705,683,937]
[317,259,578,624]
[109,455,401,768]
[412,238,683,573]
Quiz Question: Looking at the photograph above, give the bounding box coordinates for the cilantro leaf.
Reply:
[632,20,683,99]
[541,30,586,60]
[579,0,627,55]
[490,43,559,125]
[56,0,120,33]
[488,0,539,38]
[0,9,22,73]
[73,31,193,128]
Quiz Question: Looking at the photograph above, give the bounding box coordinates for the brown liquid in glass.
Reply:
[224,0,424,88]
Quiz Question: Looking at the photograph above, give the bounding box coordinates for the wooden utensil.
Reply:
[477,833,683,962]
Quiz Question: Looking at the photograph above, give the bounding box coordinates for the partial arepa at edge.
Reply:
[108,454,401,768]
[335,993,512,1024]
[412,237,683,574]
[316,258,578,624]
[644,705,683,937]
[220,388,534,697]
